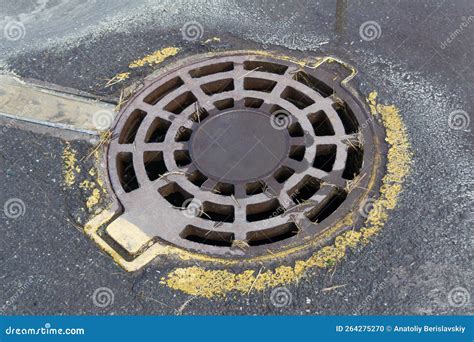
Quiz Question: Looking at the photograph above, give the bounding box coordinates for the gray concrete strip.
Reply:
[0,74,116,133]
[0,113,99,141]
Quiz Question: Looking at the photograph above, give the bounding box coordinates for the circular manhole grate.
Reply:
[107,53,385,258]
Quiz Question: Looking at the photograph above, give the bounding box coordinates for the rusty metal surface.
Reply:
[106,53,385,258]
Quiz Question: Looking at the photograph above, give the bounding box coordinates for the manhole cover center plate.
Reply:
[190,109,290,183]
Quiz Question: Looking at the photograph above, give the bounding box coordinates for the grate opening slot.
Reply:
[281,86,315,109]
[289,145,306,161]
[164,92,197,114]
[174,150,192,167]
[214,182,235,196]
[190,107,209,123]
[158,182,193,207]
[288,122,305,137]
[201,79,234,95]
[214,98,234,110]
[288,175,320,204]
[175,127,193,142]
[342,146,363,180]
[274,166,295,183]
[246,198,284,222]
[244,97,264,108]
[332,102,359,134]
[145,117,172,143]
[189,62,234,78]
[247,223,298,246]
[306,189,347,223]
[119,109,147,144]
[201,201,235,223]
[246,180,266,196]
[180,225,234,247]
[144,151,167,181]
[243,61,288,75]
[269,104,286,114]
[313,144,337,172]
[244,78,277,93]
[307,110,335,136]
[187,169,208,187]
[143,77,184,105]
[116,152,139,192]
[293,71,333,98]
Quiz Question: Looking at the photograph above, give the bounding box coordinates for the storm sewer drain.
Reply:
[105,53,386,259]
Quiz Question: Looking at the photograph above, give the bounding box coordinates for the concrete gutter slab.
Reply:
[0,74,116,134]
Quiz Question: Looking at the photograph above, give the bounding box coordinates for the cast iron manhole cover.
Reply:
[105,53,385,258]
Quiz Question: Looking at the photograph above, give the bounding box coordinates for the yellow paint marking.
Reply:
[236,51,357,85]
[86,188,101,209]
[160,91,412,298]
[129,47,181,68]
[307,56,358,85]
[79,166,106,211]
[62,142,81,187]
[105,72,130,87]
[79,179,95,191]
[105,47,181,87]
[203,37,221,44]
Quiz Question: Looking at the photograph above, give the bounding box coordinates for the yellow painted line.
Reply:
[0,74,115,132]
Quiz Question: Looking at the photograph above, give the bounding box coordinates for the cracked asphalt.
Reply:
[0,0,472,315]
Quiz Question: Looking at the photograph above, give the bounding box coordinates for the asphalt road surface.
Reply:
[0,0,472,315]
